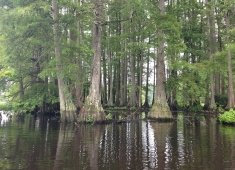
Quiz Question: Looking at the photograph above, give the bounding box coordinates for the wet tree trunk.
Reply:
[52,0,76,122]
[78,0,105,122]
[148,0,172,120]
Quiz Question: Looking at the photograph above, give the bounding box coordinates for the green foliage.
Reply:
[0,103,12,111]
[219,109,235,124]
[188,103,203,113]
[85,113,95,124]
[105,113,113,120]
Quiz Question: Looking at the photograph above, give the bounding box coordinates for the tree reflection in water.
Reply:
[0,115,235,170]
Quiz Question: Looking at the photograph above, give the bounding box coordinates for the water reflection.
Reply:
[0,115,235,170]
[0,111,13,126]
[141,121,157,169]
[150,122,173,170]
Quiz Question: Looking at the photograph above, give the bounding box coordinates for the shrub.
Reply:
[218,109,235,124]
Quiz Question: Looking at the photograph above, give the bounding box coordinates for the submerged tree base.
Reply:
[77,98,106,123]
[148,102,173,120]
[60,110,76,123]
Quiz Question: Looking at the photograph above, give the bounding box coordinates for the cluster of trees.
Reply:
[0,0,235,122]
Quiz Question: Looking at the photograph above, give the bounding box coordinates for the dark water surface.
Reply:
[0,114,235,170]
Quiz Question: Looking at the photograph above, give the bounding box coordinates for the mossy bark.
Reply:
[78,97,105,123]
[149,101,172,120]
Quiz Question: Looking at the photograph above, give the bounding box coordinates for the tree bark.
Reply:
[227,49,235,108]
[120,24,128,106]
[107,51,114,106]
[143,48,150,108]
[149,0,172,120]
[206,0,217,110]
[52,0,76,122]
[78,0,105,122]
[137,49,143,108]
[129,52,137,107]
[225,13,235,108]
[115,59,121,106]
[70,0,84,111]
[102,50,107,104]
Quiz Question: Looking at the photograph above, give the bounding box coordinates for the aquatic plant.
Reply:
[218,109,235,124]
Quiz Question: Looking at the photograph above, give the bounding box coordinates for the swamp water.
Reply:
[0,114,235,170]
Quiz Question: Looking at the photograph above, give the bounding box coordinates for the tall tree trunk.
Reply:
[115,16,121,106]
[148,0,172,120]
[225,13,235,108]
[120,55,125,106]
[120,30,128,106]
[215,6,224,96]
[70,0,84,111]
[115,59,121,106]
[206,0,217,110]
[107,51,114,106]
[102,49,107,105]
[120,50,128,106]
[128,15,138,107]
[78,0,105,122]
[143,36,151,108]
[169,69,177,110]
[129,53,137,107]
[227,49,235,108]
[143,47,150,108]
[52,0,76,122]
[137,49,143,108]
